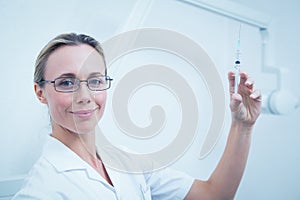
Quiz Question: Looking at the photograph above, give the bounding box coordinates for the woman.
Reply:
[13,33,261,199]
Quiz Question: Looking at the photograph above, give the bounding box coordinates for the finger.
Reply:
[250,89,262,102]
[228,71,235,87]
[228,71,235,93]
[239,72,255,93]
[239,72,249,85]
[230,93,243,111]
[245,77,254,89]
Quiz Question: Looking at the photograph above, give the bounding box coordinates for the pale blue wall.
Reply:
[0,0,299,199]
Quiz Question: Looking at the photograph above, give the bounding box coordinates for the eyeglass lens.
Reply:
[54,76,111,92]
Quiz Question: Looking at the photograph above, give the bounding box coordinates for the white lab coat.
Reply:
[12,135,194,200]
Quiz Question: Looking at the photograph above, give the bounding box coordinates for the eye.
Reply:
[89,78,103,86]
[56,78,76,88]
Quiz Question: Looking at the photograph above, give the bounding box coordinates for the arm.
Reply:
[185,72,262,200]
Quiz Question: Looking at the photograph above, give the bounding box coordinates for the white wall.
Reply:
[0,0,299,199]
[229,1,300,199]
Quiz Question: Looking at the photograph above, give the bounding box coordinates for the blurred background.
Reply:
[0,0,299,199]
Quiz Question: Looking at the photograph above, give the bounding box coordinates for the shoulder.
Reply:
[27,155,60,181]
[12,156,63,199]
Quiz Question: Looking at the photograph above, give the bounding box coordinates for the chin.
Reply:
[73,123,98,135]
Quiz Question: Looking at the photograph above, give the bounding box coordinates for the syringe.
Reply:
[234,24,242,94]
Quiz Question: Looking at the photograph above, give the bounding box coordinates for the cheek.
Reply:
[94,91,107,106]
[46,91,72,117]
[94,92,107,119]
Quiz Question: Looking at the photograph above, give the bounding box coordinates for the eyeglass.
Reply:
[38,75,113,93]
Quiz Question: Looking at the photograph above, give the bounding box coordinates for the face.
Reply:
[35,44,107,134]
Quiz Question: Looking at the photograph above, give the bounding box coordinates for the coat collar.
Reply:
[42,135,91,172]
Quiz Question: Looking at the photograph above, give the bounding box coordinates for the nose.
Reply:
[74,82,92,104]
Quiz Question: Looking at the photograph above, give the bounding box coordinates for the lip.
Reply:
[70,107,99,119]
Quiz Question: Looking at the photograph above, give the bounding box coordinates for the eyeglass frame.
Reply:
[37,75,113,93]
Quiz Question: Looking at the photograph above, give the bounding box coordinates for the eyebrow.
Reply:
[57,72,105,78]
[58,73,76,78]
[88,72,105,77]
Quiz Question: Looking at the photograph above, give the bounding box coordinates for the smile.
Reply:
[70,107,99,119]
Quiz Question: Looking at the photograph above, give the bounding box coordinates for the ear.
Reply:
[34,83,48,104]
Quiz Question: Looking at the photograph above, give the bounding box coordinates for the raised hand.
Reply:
[228,71,262,127]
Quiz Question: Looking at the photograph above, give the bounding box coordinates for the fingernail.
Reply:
[245,81,252,85]
[250,93,257,98]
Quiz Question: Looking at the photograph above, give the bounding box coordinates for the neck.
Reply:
[51,123,113,186]
[51,124,99,166]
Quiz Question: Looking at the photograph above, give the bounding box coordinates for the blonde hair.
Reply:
[34,33,106,87]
